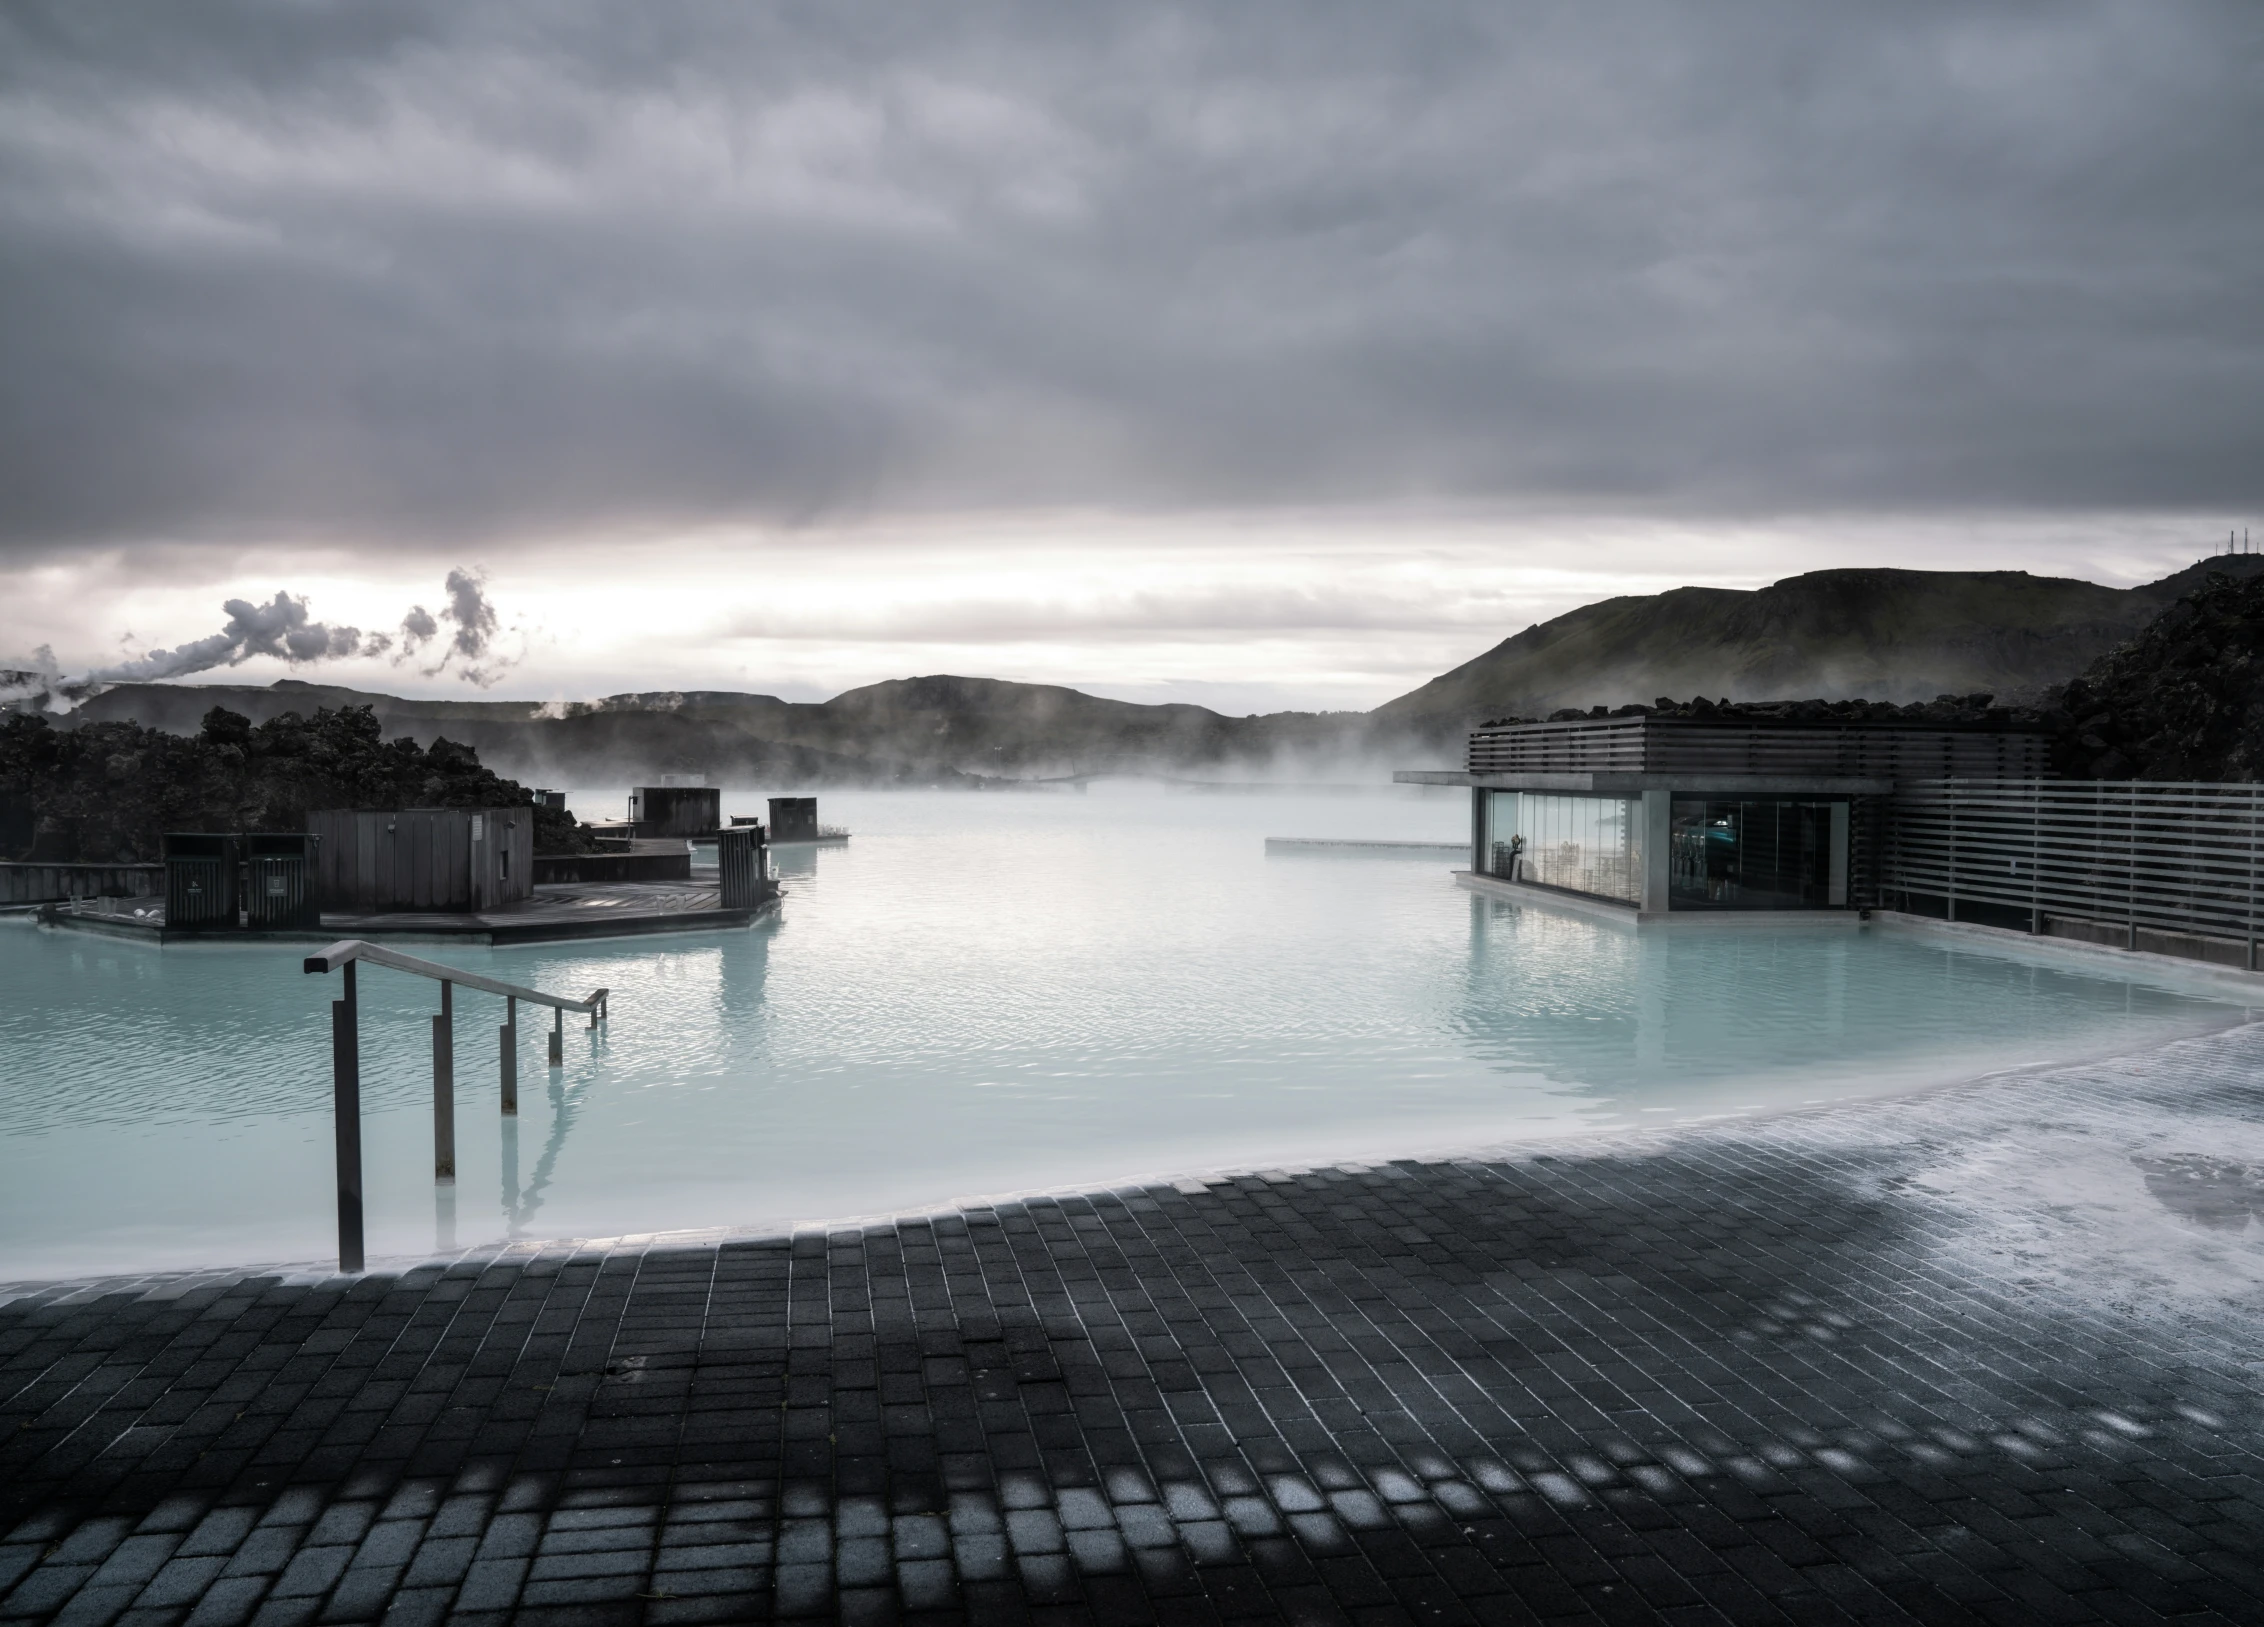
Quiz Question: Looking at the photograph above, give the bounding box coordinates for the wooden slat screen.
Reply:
[1883,779,2264,952]
[1468,719,2050,780]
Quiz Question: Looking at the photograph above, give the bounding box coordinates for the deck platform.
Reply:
[41,880,779,947]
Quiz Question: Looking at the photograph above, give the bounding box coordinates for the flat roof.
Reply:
[1396,770,1895,794]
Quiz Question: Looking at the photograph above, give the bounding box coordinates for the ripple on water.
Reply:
[0,786,2250,1276]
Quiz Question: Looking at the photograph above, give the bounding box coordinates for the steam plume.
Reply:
[397,568,510,685]
[2,570,521,712]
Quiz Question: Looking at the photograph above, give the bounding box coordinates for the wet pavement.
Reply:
[3,1026,2262,1625]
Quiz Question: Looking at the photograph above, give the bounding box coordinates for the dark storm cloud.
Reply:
[1,0,2259,558]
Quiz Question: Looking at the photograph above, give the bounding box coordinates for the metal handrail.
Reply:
[303,938,611,1273]
[304,938,608,1018]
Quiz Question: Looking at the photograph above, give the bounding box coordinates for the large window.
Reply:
[1670,799,1841,909]
[1484,792,1642,905]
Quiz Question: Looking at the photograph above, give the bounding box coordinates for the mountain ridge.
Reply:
[1373,557,2264,739]
[61,553,2264,782]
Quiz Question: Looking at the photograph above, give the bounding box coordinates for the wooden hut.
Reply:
[308,807,533,913]
[768,797,819,842]
[629,786,721,838]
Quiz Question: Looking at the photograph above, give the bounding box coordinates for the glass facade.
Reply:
[1669,799,1842,910]
[1482,791,1642,905]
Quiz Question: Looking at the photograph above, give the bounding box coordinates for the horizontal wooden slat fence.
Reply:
[1883,779,2264,969]
[1468,718,2049,779]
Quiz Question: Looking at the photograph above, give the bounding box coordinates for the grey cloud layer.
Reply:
[2,0,2259,557]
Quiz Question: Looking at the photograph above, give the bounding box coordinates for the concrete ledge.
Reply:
[532,850,693,884]
[0,860,162,905]
[1266,837,1469,853]
[1873,908,2264,991]
[1456,868,1646,926]
[40,889,781,947]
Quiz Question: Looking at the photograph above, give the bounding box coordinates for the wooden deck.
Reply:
[42,880,778,946]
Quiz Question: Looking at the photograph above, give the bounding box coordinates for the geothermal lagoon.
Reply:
[2,785,2253,1280]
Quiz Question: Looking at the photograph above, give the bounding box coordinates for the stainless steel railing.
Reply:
[303,939,609,1272]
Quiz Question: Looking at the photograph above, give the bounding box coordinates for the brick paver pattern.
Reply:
[4,1026,2262,1625]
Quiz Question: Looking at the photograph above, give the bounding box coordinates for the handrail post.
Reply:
[333,960,363,1274]
[501,993,518,1116]
[303,942,605,1250]
[432,979,456,1183]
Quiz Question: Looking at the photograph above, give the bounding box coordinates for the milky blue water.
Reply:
[2,784,2253,1280]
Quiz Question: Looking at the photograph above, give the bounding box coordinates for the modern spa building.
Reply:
[1400,712,2051,922]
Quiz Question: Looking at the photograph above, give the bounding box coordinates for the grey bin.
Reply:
[162,833,241,931]
[717,826,770,910]
[243,832,320,930]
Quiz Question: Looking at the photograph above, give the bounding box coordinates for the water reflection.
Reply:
[435,1179,456,1253]
[1,790,2251,1277]
[499,1114,520,1231]
[1453,896,2231,1107]
[506,1065,594,1235]
[496,931,768,1239]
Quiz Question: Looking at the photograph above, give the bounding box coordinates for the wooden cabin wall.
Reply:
[307,807,531,912]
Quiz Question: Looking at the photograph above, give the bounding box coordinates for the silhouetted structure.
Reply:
[308,807,533,913]
[768,796,819,842]
[630,785,720,838]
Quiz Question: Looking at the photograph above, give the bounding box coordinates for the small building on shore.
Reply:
[1401,713,2049,921]
[307,807,533,913]
[629,785,721,839]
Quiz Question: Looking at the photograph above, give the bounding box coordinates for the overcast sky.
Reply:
[3,0,2259,710]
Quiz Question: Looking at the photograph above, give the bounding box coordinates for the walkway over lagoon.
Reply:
[4,1024,2261,1623]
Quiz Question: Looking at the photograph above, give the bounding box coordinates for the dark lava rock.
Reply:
[0,703,595,862]
[2041,570,2264,781]
[1486,571,2264,786]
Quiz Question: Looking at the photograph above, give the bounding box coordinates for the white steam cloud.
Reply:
[1,570,521,712]
[396,569,508,685]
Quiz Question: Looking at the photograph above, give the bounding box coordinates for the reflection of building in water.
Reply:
[1409,713,2048,923]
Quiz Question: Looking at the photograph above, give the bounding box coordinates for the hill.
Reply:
[68,676,1368,785]
[1372,554,2264,742]
[2045,569,2264,780]
[58,552,2264,783]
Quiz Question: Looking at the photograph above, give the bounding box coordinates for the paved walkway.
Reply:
[4,1028,2262,1625]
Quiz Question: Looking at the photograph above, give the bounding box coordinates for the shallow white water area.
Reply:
[2,783,2256,1279]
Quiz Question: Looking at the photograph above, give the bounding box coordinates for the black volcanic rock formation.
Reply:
[0,704,589,863]
[1481,570,2264,786]
[1483,691,2021,729]
[2040,571,2264,781]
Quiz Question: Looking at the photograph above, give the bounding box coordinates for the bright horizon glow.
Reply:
[2,506,2246,715]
